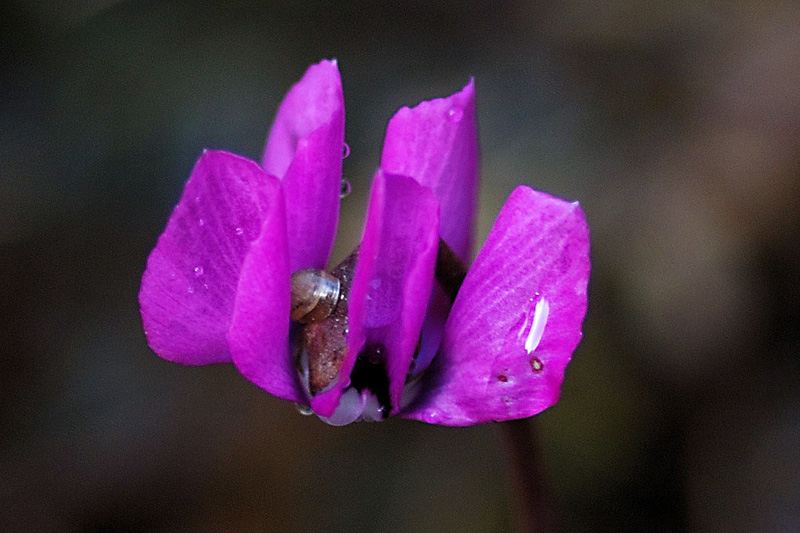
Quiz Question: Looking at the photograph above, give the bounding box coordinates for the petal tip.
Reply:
[458,77,476,101]
[310,58,342,81]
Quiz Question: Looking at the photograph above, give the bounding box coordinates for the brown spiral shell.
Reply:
[290,269,341,323]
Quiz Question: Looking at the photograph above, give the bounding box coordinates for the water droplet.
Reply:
[187,286,195,294]
[342,142,351,158]
[447,107,463,122]
[198,218,205,227]
[193,266,204,277]
[524,297,550,354]
[340,179,351,198]
[530,357,544,372]
[234,227,244,236]
[294,404,313,416]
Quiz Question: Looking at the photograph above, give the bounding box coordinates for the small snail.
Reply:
[290,268,341,323]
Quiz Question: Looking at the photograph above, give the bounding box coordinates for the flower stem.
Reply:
[499,419,557,533]
[434,240,558,532]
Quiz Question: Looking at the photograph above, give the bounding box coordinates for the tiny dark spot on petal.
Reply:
[497,375,508,382]
[530,357,544,372]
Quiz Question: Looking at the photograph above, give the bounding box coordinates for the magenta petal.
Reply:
[227,193,301,402]
[311,171,439,417]
[262,59,345,271]
[380,80,478,262]
[403,186,590,426]
[139,151,284,365]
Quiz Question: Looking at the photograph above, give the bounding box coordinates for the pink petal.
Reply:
[403,186,590,426]
[139,150,284,365]
[379,80,479,376]
[380,79,478,262]
[227,193,300,402]
[311,171,439,417]
[262,59,345,271]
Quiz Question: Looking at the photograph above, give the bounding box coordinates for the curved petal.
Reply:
[403,186,590,426]
[380,79,478,262]
[311,171,439,417]
[228,190,300,402]
[262,59,345,271]
[379,80,479,376]
[139,150,284,365]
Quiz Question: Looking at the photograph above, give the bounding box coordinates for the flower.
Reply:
[139,59,590,426]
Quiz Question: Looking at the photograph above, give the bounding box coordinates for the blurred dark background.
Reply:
[2,1,799,531]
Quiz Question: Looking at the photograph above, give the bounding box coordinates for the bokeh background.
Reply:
[3,1,799,531]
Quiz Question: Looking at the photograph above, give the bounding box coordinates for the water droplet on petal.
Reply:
[198,218,205,227]
[294,404,314,416]
[530,357,544,372]
[524,297,549,354]
[342,142,351,159]
[193,266,204,277]
[447,107,463,122]
[234,227,244,236]
[187,286,195,294]
[340,179,351,198]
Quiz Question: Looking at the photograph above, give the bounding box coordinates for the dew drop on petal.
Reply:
[447,107,463,122]
[198,218,205,227]
[294,404,314,416]
[193,266,204,277]
[187,286,195,294]
[524,297,549,354]
[234,227,244,236]
[340,179,352,198]
[342,142,351,159]
[530,357,544,372]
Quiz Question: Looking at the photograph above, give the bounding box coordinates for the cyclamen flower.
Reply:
[139,60,590,426]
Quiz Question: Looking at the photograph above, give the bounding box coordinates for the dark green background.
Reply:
[3,1,799,531]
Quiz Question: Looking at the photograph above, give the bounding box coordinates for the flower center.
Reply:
[290,239,468,421]
[349,343,391,412]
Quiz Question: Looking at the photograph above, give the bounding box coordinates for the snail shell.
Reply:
[290,269,341,323]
